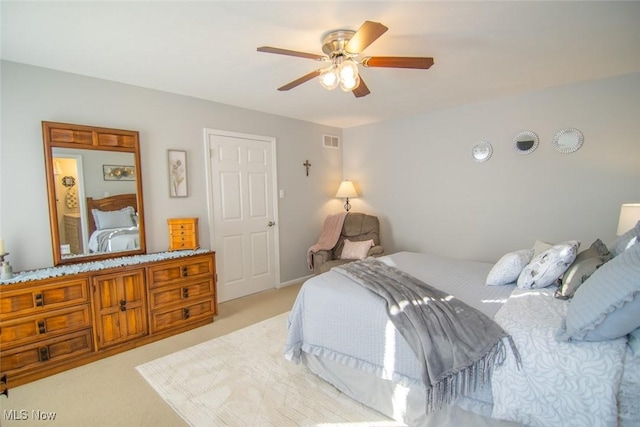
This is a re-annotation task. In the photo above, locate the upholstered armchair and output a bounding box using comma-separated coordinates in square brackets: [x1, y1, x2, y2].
[311, 212, 384, 275]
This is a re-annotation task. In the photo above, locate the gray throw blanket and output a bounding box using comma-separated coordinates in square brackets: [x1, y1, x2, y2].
[333, 258, 519, 411]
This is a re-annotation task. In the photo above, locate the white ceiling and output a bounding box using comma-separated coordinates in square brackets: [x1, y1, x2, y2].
[2, 1, 640, 128]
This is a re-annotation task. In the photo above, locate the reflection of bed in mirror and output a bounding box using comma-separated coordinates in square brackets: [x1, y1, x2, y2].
[86, 194, 139, 253]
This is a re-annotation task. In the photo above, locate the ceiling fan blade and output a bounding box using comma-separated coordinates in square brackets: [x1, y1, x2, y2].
[352, 77, 370, 98]
[277, 70, 322, 91]
[257, 46, 326, 61]
[362, 56, 434, 69]
[345, 21, 388, 54]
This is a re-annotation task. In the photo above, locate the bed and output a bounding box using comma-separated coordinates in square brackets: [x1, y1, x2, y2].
[86, 194, 140, 253]
[285, 249, 640, 426]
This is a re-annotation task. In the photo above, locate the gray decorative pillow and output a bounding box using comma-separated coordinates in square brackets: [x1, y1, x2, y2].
[517, 241, 580, 289]
[555, 239, 612, 299]
[559, 242, 640, 342]
[486, 249, 534, 286]
[610, 221, 640, 256]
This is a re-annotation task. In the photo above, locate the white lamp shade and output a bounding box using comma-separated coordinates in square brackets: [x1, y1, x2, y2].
[335, 180, 359, 198]
[617, 203, 640, 236]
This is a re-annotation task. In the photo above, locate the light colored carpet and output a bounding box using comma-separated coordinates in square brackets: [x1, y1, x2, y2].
[136, 312, 404, 427]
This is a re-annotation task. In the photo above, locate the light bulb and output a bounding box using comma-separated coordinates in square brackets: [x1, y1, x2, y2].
[338, 59, 359, 81]
[340, 75, 360, 92]
[318, 67, 339, 90]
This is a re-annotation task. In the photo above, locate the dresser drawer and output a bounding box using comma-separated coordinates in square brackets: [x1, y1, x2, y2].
[0, 304, 92, 349]
[0, 329, 93, 375]
[169, 222, 195, 233]
[147, 255, 214, 288]
[150, 298, 215, 333]
[0, 279, 89, 320]
[169, 236, 198, 251]
[149, 279, 214, 311]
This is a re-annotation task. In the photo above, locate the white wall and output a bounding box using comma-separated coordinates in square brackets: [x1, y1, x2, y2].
[343, 72, 640, 263]
[0, 60, 343, 281]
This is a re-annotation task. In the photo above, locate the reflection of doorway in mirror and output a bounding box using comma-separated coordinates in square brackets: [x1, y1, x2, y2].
[53, 153, 88, 256]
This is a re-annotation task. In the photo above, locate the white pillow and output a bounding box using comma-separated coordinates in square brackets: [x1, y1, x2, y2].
[486, 249, 534, 286]
[92, 207, 135, 230]
[340, 239, 374, 260]
[517, 240, 580, 289]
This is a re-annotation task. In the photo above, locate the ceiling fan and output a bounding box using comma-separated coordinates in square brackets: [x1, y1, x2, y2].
[257, 21, 434, 98]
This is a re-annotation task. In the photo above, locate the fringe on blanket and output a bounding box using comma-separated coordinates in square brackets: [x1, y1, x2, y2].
[426, 335, 521, 412]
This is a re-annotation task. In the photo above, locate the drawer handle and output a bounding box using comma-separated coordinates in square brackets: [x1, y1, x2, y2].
[39, 347, 50, 362]
[38, 320, 46, 334]
[35, 293, 44, 307]
[181, 266, 188, 277]
[182, 287, 189, 298]
[182, 308, 190, 319]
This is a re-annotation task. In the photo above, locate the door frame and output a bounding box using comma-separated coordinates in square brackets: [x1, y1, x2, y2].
[202, 128, 281, 298]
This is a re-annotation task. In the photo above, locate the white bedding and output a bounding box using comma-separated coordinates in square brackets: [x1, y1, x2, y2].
[88, 226, 139, 253]
[286, 252, 515, 386]
[285, 251, 640, 426]
[492, 288, 628, 426]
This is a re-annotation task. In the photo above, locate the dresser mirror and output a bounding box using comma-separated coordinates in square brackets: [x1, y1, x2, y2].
[42, 121, 146, 265]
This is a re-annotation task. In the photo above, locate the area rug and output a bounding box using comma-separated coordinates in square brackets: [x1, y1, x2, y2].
[136, 312, 401, 426]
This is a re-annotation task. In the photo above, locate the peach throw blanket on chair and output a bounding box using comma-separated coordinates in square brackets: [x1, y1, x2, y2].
[307, 212, 348, 271]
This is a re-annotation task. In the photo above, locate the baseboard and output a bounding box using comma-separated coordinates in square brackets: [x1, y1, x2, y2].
[278, 274, 313, 288]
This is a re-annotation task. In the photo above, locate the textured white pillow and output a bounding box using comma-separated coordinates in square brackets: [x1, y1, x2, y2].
[517, 241, 580, 289]
[92, 206, 135, 230]
[340, 239, 374, 260]
[486, 249, 534, 286]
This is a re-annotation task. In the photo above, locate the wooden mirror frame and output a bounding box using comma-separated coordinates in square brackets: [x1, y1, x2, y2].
[42, 121, 146, 265]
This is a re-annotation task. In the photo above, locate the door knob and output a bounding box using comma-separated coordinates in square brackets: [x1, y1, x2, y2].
[267, 221, 275, 227]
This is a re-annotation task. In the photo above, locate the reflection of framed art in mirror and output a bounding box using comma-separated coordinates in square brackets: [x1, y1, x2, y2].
[103, 164, 136, 181]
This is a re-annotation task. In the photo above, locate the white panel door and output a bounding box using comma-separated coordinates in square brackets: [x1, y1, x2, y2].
[205, 129, 279, 302]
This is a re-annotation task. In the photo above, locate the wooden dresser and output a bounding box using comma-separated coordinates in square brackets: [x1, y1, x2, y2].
[0, 251, 216, 390]
[168, 218, 199, 251]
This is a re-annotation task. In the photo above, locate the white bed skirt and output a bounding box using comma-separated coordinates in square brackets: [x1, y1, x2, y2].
[301, 352, 521, 427]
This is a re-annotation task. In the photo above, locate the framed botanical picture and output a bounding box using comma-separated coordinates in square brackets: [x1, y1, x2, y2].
[168, 150, 188, 197]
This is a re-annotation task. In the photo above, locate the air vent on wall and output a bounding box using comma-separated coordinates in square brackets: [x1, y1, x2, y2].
[323, 135, 340, 149]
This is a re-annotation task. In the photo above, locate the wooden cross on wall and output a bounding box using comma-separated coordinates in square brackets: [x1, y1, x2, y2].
[303, 160, 311, 176]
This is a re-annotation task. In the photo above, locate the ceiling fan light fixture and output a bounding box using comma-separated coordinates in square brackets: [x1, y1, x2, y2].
[338, 59, 359, 81]
[340, 74, 360, 92]
[319, 66, 339, 90]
